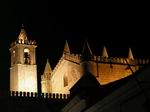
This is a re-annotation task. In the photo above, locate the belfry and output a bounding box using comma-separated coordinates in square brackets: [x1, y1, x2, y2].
[9, 25, 37, 92]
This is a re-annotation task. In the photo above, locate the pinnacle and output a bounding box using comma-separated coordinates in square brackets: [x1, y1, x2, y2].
[128, 48, 134, 60]
[18, 24, 28, 40]
[82, 39, 93, 56]
[102, 46, 108, 58]
[63, 40, 70, 54]
[44, 59, 52, 74]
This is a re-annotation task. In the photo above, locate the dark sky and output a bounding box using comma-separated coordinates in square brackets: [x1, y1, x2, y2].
[0, 1, 149, 91]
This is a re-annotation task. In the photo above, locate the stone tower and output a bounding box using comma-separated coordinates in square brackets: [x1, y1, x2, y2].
[10, 25, 37, 92]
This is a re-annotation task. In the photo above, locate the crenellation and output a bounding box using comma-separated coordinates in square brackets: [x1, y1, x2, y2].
[74, 54, 77, 60]
[112, 57, 118, 63]
[11, 39, 36, 47]
[117, 58, 121, 63]
[91, 55, 97, 61]
[137, 58, 141, 64]
[109, 57, 114, 63]
[10, 40, 36, 48]
[65, 54, 70, 60]
[95, 56, 144, 66]
[143, 59, 149, 64]
[139, 58, 142, 64]
[119, 58, 123, 63]
[118, 57, 123, 64]
[142, 59, 145, 64]
[99, 56, 103, 62]
[9, 91, 70, 100]
[74, 54, 79, 61]
[97, 56, 101, 61]
[75, 54, 81, 62]
[64, 53, 80, 63]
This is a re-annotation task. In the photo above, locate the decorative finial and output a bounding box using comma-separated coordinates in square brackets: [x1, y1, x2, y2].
[18, 24, 28, 41]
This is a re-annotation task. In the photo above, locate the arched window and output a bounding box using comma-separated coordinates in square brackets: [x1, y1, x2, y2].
[24, 48, 30, 64]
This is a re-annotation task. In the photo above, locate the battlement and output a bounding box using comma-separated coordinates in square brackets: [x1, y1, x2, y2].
[8, 91, 70, 100]
[64, 53, 81, 63]
[10, 39, 36, 47]
[63, 53, 149, 65]
[96, 56, 149, 65]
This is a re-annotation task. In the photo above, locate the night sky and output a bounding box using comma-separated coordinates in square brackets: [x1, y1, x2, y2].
[0, 1, 149, 92]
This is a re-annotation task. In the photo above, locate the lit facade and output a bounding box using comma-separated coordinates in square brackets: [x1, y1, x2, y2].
[10, 25, 37, 92]
[9, 26, 149, 94]
[41, 41, 149, 94]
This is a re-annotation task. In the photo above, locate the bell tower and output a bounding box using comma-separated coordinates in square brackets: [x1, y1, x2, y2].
[10, 25, 37, 92]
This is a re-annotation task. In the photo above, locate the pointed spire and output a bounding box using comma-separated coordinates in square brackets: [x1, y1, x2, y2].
[82, 39, 93, 56]
[80, 40, 92, 75]
[44, 59, 52, 74]
[81, 39, 93, 63]
[63, 40, 70, 54]
[128, 48, 134, 60]
[18, 24, 28, 40]
[102, 46, 108, 58]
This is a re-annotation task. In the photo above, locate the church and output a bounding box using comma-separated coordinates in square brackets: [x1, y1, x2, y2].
[6, 25, 150, 112]
[9, 25, 149, 94]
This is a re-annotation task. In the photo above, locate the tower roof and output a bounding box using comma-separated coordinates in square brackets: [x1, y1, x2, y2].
[128, 48, 134, 60]
[63, 40, 70, 54]
[44, 59, 52, 74]
[102, 46, 108, 58]
[82, 40, 93, 56]
[18, 24, 28, 40]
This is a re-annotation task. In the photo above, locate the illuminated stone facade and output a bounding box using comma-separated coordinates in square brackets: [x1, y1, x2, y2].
[10, 25, 37, 92]
[9, 25, 149, 94]
[41, 40, 149, 94]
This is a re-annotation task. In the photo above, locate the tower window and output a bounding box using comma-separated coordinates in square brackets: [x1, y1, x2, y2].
[24, 48, 30, 64]
[64, 74, 68, 87]
[12, 50, 15, 64]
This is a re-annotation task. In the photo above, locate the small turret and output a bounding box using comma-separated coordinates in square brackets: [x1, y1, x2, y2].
[80, 40, 93, 74]
[101, 46, 108, 58]
[128, 48, 134, 60]
[63, 40, 70, 55]
[41, 59, 52, 93]
[43, 59, 52, 74]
